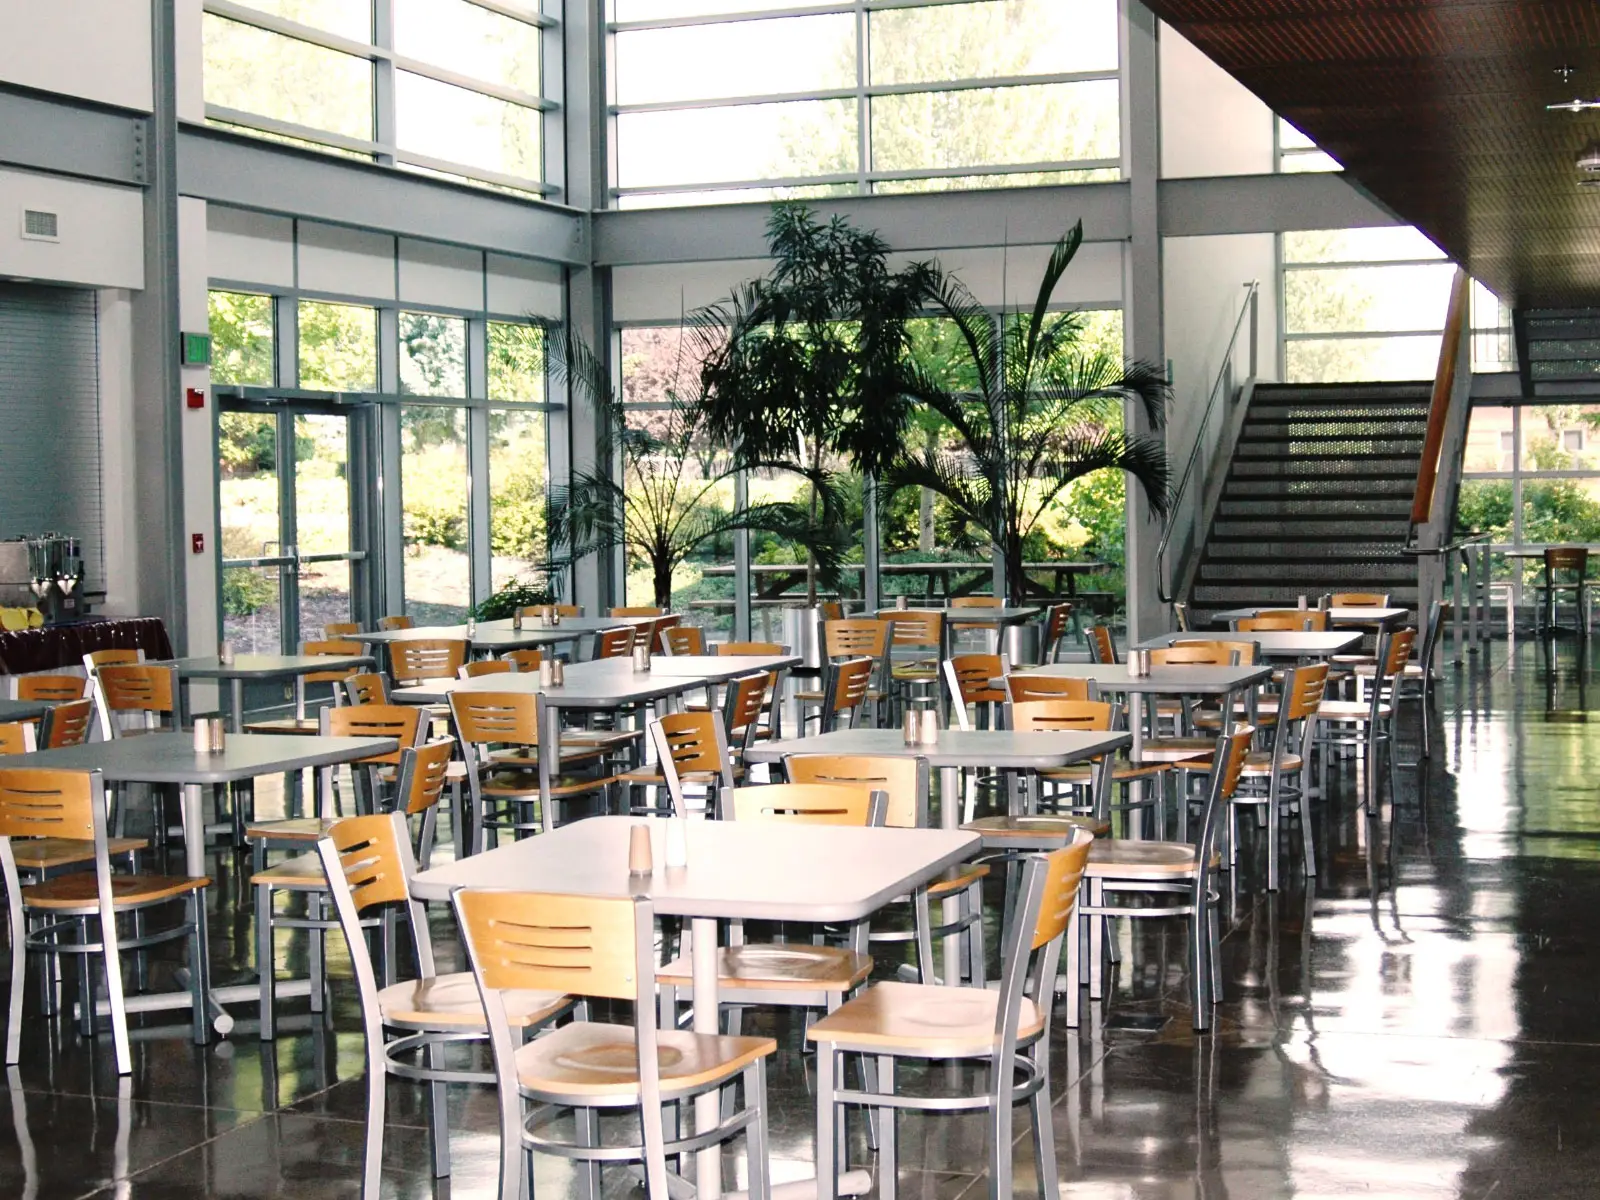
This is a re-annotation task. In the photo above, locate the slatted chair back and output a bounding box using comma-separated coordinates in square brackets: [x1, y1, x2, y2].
[40, 699, 93, 749]
[1085, 625, 1118, 664]
[945, 654, 1006, 708]
[449, 691, 540, 751]
[820, 601, 845, 622]
[1031, 833, 1094, 949]
[950, 596, 1001, 609]
[1043, 603, 1074, 662]
[1150, 644, 1231, 667]
[824, 619, 888, 660]
[595, 626, 636, 659]
[722, 672, 770, 748]
[324, 622, 360, 638]
[322, 703, 425, 766]
[1005, 673, 1094, 704]
[0, 723, 35, 756]
[93, 665, 177, 739]
[610, 606, 663, 618]
[1173, 638, 1259, 665]
[1280, 662, 1330, 724]
[1329, 593, 1390, 607]
[83, 649, 143, 673]
[718, 641, 783, 655]
[888, 609, 943, 651]
[321, 812, 414, 913]
[12, 675, 89, 703]
[784, 755, 926, 829]
[1237, 613, 1326, 632]
[1383, 627, 1418, 678]
[460, 660, 514, 679]
[301, 639, 367, 683]
[377, 615, 415, 631]
[662, 625, 705, 656]
[1009, 699, 1113, 733]
[647, 615, 681, 653]
[503, 649, 545, 672]
[344, 672, 390, 706]
[648, 711, 736, 814]
[719, 782, 884, 827]
[390, 639, 468, 683]
[457, 887, 642, 1002]
[0, 766, 103, 842]
[823, 656, 874, 731]
[394, 739, 454, 865]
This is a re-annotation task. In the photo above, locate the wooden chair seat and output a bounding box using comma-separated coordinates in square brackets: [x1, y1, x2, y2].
[242, 716, 323, 735]
[618, 765, 744, 787]
[795, 688, 886, 703]
[1317, 700, 1394, 722]
[246, 817, 338, 844]
[963, 814, 1111, 839]
[378, 972, 569, 1032]
[511, 1020, 775, 1098]
[890, 664, 938, 681]
[1084, 840, 1219, 877]
[12, 836, 145, 871]
[926, 862, 989, 898]
[489, 747, 606, 769]
[657, 944, 872, 993]
[1194, 708, 1276, 729]
[806, 980, 1044, 1055]
[1174, 751, 1303, 777]
[249, 852, 325, 891]
[483, 772, 619, 799]
[1351, 661, 1426, 679]
[558, 729, 644, 751]
[1136, 737, 1218, 763]
[24, 872, 209, 912]
[1043, 759, 1169, 784]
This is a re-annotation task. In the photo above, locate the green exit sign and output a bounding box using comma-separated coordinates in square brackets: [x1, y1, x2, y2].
[180, 332, 212, 367]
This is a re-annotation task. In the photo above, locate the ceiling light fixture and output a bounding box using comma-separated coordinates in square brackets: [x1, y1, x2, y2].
[1578, 139, 1600, 172]
[1548, 98, 1600, 113]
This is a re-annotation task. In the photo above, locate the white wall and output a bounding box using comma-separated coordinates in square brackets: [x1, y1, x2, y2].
[0, 168, 144, 289]
[1159, 24, 1274, 180]
[0, 0, 153, 112]
[178, 198, 219, 658]
[96, 290, 141, 616]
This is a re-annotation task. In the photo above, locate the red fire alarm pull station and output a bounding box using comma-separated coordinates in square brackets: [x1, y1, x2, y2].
[186, 388, 205, 410]
[191, 533, 205, 554]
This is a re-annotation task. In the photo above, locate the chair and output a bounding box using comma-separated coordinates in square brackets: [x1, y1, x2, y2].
[459, 659, 513, 679]
[1328, 593, 1390, 608]
[886, 610, 944, 709]
[662, 625, 705, 656]
[628, 710, 738, 815]
[809, 835, 1093, 1200]
[1085, 625, 1118, 664]
[718, 641, 783, 655]
[5, 709, 140, 882]
[1014, 699, 1170, 838]
[252, 740, 453, 1041]
[1354, 598, 1444, 758]
[610, 605, 664, 617]
[376, 615, 415, 631]
[450, 692, 616, 847]
[324, 622, 360, 638]
[821, 657, 874, 732]
[389, 639, 467, 686]
[949, 596, 1002, 650]
[1004, 673, 1094, 705]
[595, 626, 636, 659]
[1314, 628, 1413, 814]
[786, 754, 987, 985]
[1228, 662, 1327, 889]
[502, 648, 544, 672]
[0, 767, 209, 1074]
[1067, 724, 1253, 1033]
[91, 664, 178, 740]
[344, 672, 390, 706]
[0, 723, 34, 755]
[1042, 603, 1075, 664]
[1236, 613, 1327, 633]
[457, 886, 775, 1200]
[1173, 600, 1191, 631]
[647, 614, 682, 653]
[11, 675, 89, 703]
[1535, 547, 1591, 635]
[317, 810, 577, 1197]
[39, 699, 94, 750]
[244, 639, 367, 734]
[797, 620, 890, 729]
[82, 648, 143, 675]
[944, 654, 1007, 730]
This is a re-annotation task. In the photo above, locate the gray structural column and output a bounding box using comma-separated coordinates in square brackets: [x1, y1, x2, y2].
[129, 0, 188, 647]
[1120, 0, 1167, 642]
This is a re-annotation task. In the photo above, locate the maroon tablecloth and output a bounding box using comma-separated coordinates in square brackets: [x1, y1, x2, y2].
[0, 617, 172, 674]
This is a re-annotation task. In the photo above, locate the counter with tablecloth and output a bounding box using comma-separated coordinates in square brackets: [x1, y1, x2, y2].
[0, 617, 172, 674]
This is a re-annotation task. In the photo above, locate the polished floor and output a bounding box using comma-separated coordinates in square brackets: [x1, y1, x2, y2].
[6, 635, 1600, 1198]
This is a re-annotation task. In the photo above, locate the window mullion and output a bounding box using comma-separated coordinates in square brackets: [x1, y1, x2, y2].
[373, 0, 397, 165]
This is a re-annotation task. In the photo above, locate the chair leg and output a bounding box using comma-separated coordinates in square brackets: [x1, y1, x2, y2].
[102, 910, 131, 1076]
[75, 919, 95, 1038]
[816, 1047, 839, 1200]
[1029, 1049, 1058, 1200]
[966, 880, 986, 988]
[256, 883, 276, 1041]
[744, 1059, 772, 1200]
[361, 1038, 385, 1199]
[988, 1064, 1014, 1200]
[573, 1103, 602, 1200]
[1189, 906, 1210, 1032]
[308, 894, 326, 1015]
[1266, 769, 1282, 893]
[1208, 901, 1223, 1002]
[426, 1039, 451, 1178]
[1063, 911, 1081, 1029]
[5, 891, 25, 1066]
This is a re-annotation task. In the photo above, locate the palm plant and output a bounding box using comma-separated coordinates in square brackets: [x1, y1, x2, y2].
[882, 221, 1171, 606]
[543, 328, 844, 610]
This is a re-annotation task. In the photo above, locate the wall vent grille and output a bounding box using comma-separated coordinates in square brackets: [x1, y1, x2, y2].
[20, 210, 59, 241]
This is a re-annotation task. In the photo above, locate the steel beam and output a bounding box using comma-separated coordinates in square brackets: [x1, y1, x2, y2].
[0, 85, 148, 187]
[1159, 171, 1401, 237]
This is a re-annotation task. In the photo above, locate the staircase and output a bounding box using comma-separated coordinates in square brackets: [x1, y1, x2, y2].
[1515, 309, 1600, 397]
[1187, 381, 1431, 626]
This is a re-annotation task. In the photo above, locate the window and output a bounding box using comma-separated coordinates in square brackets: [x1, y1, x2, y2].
[490, 409, 548, 592]
[1565, 429, 1585, 454]
[201, 0, 553, 195]
[208, 291, 275, 386]
[488, 321, 546, 402]
[610, 0, 1121, 206]
[298, 300, 376, 390]
[398, 312, 467, 397]
[1276, 118, 1341, 173]
[401, 405, 471, 621]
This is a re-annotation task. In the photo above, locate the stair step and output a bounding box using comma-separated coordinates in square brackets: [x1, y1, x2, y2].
[1222, 483, 1415, 502]
[1229, 458, 1420, 478]
[1198, 565, 1417, 585]
[1212, 518, 1413, 538]
[1235, 438, 1426, 458]
[1240, 420, 1428, 439]
[1251, 382, 1432, 399]
[1207, 539, 1411, 556]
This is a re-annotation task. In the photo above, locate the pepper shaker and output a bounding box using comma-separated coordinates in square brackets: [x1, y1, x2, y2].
[551, 658, 565, 686]
[538, 660, 554, 687]
[903, 708, 920, 746]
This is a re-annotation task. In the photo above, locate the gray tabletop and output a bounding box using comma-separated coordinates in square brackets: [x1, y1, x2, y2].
[651, 653, 800, 679]
[1135, 631, 1363, 658]
[169, 653, 374, 680]
[1209, 605, 1408, 628]
[876, 606, 1041, 627]
[745, 726, 1128, 769]
[392, 656, 793, 708]
[13, 733, 397, 784]
[409, 814, 979, 918]
[1012, 662, 1275, 694]
[0, 698, 55, 723]
[360, 616, 656, 648]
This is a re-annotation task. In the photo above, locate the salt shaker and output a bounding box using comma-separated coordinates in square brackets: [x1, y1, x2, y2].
[896, 595, 909, 611]
[538, 660, 554, 687]
[918, 706, 940, 745]
[628, 824, 653, 875]
[550, 607, 562, 627]
[192, 717, 212, 754]
[665, 816, 689, 868]
[632, 643, 652, 672]
[1297, 594, 1308, 610]
[512, 610, 524, 632]
[466, 617, 477, 638]
[218, 640, 235, 666]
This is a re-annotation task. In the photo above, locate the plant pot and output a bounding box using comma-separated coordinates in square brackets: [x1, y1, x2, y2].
[1004, 622, 1043, 667]
[782, 605, 827, 673]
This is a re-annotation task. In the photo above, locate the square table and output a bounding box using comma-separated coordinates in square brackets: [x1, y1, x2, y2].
[359, 615, 659, 659]
[1135, 630, 1362, 659]
[0, 697, 55, 724]
[1208, 605, 1409, 631]
[168, 653, 375, 732]
[876, 605, 1040, 659]
[15, 733, 395, 1038]
[411, 814, 977, 1200]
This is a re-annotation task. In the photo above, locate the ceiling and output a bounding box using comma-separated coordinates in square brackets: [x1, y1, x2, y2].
[1145, 0, 1600, 309]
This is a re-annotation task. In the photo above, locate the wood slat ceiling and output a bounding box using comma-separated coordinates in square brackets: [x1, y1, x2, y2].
[1146, 0, 1600, 308]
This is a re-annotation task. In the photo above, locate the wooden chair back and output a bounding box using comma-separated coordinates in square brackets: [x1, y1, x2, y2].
[1545, 547, 1589, 576]
[322, 812, 413, 912]
[377, 615, 415, 631]
[1280, 663, 1329, 723]
[1043, 603, 1073, 662]
[1329, 593, 1389, 607]
[720, 782, 883, 827]
[344, 672, 390, 706]
[13, 674, 89, 703]
[662, 626, 705, 656]
[398, 740, 454, 817]
[0, 767, 101, 841]
[1086, 625, 1117, 664]
[949, 596, 1001, 608]
[1009, 699, 1113, 732]
[1032, 834, 1094, 950]
[322, 703, 425, 765]
[390, 639, 468, 682]
[324, 622, 360, 638]
[1005, 673, 1093, 703]
[718, 641, 783, 655]
[722, 672, 769, 746]
[1383, 628, 1418, 678]
[449, 691, 540, 749]
[888, 609, 942, 649]
[456, 888, 642, 1000]
[0, 723, 35, 756]
[946, 654, 1006, 705]
[515, 604, 581, 620]
[824, 618, 888, 659]
[648, 615, 682, 652]
[1150, 644, 1231, 667]
[1173, 638, 1258, 665]
[820, 601, 845, 622]
[95, 665, 177, 738]
[83, 649, 143, 672]
[301, 639, 367, 683]
[650, 710, 732, 778]
[610, 606, 663, 618]
[784, 755, 926, 828]
[1238, 613, 1326, 632]
[503, 649, 545, 672]
[824, 657, 874, 730]
[460, 660, 513, 679]
[40, 699, 93, 749]
[595, 626, 636, 658]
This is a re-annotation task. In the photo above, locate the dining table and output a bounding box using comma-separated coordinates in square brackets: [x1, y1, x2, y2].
[168, 652, 375, 731]
[410, 813, 977, 1200]
[1135, 630, 1362, 659]
[876, 605, 1041, 657]
[0, 697, 57, 724]
[1209, 605, 1409, 631]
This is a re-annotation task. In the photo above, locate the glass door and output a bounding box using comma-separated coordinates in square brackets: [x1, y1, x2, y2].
[219, 404, 365, 653]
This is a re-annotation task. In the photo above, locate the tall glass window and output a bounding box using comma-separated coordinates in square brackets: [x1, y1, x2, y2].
[298, 300, 377, 390]
[488, 321, 549, 592]
[401, 406, 471, 621]
[201, 0, 553, 195]
[610, 0, 1121, 207]
[399, 311, 468, 396]
[208, 291, 275, 386]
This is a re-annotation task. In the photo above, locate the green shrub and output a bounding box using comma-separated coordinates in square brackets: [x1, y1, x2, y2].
[404, 502, 467, 551]
[222, 568, 276, 617]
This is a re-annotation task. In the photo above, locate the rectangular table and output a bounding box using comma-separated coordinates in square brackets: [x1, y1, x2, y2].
[1209, 605, 1409, 631]
[360, 615, 659, 658]
[16, 733, 395, 1038]
[412, 814, 977, 1200]
[168, 653, 375, 731]
[1135, 630, 1362, 659]
[0, 697, 55, 723]
[877, 605, 1041, 658]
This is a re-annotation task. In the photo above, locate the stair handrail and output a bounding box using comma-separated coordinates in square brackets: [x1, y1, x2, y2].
[1410, 267, 1472, 534]
[1156, 280, 1260, 604]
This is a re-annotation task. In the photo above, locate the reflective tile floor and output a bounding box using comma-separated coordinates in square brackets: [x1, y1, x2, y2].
[7, 636, 1600, 1198]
